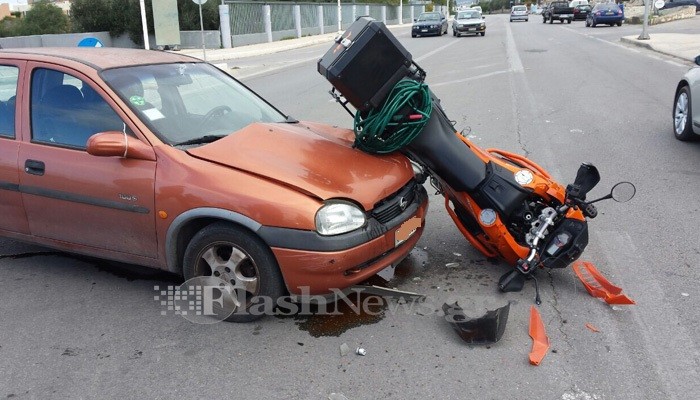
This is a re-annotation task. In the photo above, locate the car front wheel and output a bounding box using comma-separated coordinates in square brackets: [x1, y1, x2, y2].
[183, 222, 286, 322]
[674, 85, 696, 141]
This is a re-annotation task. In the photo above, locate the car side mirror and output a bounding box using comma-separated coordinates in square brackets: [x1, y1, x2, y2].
[86, 131, 156, 161]
[695, 55, 700, 66]
[413, 18, 417, 22]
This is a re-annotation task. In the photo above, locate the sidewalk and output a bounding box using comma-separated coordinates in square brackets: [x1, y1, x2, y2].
[620, 33, 699, 62]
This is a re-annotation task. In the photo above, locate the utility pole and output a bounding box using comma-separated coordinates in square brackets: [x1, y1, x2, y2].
[139, 0, 149, 49]
[638, 0, 650, 40]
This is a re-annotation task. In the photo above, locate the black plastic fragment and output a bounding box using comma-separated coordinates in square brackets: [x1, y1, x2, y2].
[442, 301, 510, 344]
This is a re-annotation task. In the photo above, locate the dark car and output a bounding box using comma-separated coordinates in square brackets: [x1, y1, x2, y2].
[573, 4, 592, 20]
[586, 3, 624, 27]
[661, 0, 700, 9]
[412, 12, 448, 37]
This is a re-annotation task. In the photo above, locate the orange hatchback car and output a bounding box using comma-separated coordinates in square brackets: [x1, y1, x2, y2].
[0, 48, 428, 320]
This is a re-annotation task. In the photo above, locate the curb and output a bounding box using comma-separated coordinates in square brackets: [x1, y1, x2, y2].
[619, 36, 654, 51]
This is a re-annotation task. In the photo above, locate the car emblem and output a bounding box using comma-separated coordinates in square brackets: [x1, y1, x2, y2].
[399, 196, 408, 211]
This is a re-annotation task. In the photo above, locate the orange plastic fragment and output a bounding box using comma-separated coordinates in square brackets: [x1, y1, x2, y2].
[585, 323, 600, 333]
[528, 306, 549, 366]
[572, 261, 635, 305]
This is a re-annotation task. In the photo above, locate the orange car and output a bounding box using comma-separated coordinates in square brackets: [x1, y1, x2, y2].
[0, 48, 427, 321]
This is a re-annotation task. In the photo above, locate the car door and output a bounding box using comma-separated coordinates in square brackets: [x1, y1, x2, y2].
[17, 62, 158, 258]
[0, 60, 29, 234]
[690, 66, 700, 131]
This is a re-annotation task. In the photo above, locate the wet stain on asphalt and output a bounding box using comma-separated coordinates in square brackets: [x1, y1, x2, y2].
[286, 248, 433, 337]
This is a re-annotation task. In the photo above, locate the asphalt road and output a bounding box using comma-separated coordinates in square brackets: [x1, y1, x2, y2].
[2, 15, 699, 399]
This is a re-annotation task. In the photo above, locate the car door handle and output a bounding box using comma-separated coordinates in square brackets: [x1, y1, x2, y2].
[24, 159, 45, 176]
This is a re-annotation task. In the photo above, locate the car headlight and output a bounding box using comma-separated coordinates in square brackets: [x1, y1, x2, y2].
[480, 23, 485, 27]
[315, 201, 366, 236]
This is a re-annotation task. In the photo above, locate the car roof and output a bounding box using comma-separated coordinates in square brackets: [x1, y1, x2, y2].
[0, 47, 201, 71]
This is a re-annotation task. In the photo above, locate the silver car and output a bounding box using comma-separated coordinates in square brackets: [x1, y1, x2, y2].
[510, 5, 529, 22]
[452, 10, 486, 37]
[673, 55, 700, 141]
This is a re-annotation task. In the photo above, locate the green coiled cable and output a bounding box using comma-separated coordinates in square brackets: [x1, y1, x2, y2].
[353, 79, 432, 154]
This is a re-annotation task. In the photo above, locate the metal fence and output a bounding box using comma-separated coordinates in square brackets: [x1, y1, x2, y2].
[223, 1, 426, 47]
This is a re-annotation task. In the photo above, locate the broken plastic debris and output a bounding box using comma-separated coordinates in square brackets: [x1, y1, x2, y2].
[453, 252, 462, 257]
[355, 347, 366, 356]
[572, 261, 635, 305]
[412, 277, 421, 281]
[682, 293, 689, 297]
[339, 343, 350, 357]
[585, 323, 600, 333]
[442, 301, 510, 344]
[445, 262, 459, 268]
[328, 394, 349, 400]
[528, 306, 549, 366]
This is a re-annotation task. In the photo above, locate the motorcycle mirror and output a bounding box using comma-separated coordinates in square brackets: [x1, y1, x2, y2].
[586, 181, 636, 204]
[610, 181, 636, 203]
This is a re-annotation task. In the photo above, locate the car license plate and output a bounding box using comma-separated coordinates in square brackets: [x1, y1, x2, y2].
[395, 216, 421, 247]
[421, 29, 428, 32]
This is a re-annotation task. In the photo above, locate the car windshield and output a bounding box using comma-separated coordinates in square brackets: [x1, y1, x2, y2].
[418, 13, 440, 21]
[102, 63, 287, 146]
[458, 11, 479, 19]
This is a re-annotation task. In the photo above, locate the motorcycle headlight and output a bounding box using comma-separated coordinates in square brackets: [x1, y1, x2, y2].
[315, 201, 366, 236]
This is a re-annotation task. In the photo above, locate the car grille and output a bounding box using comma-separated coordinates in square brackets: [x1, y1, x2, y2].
[371, 181, 418, 224]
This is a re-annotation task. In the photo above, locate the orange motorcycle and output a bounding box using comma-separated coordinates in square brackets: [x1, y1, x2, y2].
[318, 17, 635, 301]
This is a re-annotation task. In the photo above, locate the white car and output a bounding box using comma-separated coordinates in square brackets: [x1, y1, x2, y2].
[510, 5, 529, 22]
[673, 55, 700, 141]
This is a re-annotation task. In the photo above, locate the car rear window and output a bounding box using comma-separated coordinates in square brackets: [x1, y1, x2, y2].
[513, 6, 527, 11]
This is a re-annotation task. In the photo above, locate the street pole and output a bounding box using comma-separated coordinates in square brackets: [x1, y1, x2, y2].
[199, 2, 207, 60]
[638, 0, 650, 40]
[139, 0, 149, 50]
[337, 0, 342, 33]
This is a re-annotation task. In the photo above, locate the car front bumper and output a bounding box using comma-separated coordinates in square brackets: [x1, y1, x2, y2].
[413, 25, 442, 35]
[454, 24, 486, 34]
[268, 183, 429, 295]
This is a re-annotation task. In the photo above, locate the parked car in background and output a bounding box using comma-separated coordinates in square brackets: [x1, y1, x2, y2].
[586, 3, 624, 27]
[569, 0, 589, 6]
[470, 5, 483, 13]
[412, 12, 448, 37]
[510, 5, 529, 22]
[453, 9, 486, 36]
[660, 0, 700, 9]
[0, 48, 428, 322]
[543, 1, 575, 23]
[673, 55, 700, 141]
[573, 4, 592, 20]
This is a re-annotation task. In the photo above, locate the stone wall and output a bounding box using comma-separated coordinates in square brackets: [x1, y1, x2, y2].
[625, 5, 696, 24]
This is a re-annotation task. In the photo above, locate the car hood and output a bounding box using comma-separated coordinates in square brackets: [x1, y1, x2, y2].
[186, 121, 414, 211]
[414, 21, 441, 26]
[455, 18, 485, 24]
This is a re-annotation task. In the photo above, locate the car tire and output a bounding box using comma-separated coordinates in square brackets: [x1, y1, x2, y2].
[526, 18, 529, 22]
[481, 32, 485, 36]
[412, 33, 417, 37]
[182, 222, 286, 323]
[543, 16, 546, 23]
[453, 30, 456, 36]
[585, 19, 590, 27]
[673, 85, 696, 141]
[567, 19, 572, 24]
[616, 21, 622, 26]
[592, 20, 597, 27]
[549, 15, 553, 23]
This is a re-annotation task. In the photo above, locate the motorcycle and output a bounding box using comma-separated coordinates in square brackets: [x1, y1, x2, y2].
[317, 17, 635, 302]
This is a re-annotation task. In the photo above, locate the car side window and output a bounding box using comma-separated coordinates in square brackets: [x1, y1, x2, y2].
[0, 65, 19, 138]
[30, 68, 129, 149]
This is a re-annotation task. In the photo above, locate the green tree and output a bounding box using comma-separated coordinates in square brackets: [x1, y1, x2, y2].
[16, 0, 70, 36]
[71, 0, 112, 32]
[177, 0, 219, 31]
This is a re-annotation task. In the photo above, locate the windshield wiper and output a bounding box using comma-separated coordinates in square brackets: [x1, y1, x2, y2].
[174, 135, 227, 146]
[285, 115, 298, 123]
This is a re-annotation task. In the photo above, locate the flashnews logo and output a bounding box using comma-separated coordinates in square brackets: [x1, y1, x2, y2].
[153, 276, 240, 324]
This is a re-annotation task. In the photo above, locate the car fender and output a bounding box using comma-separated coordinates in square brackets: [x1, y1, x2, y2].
[165, 207, 263, 274]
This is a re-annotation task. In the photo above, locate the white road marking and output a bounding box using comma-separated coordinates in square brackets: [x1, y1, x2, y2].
[505, 21, 524, 73]
[415, 40, 460, 62]
[430, 69, 510, 87]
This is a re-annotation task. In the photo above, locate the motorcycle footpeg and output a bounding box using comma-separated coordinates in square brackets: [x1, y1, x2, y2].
[498, 270, 525, 293]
